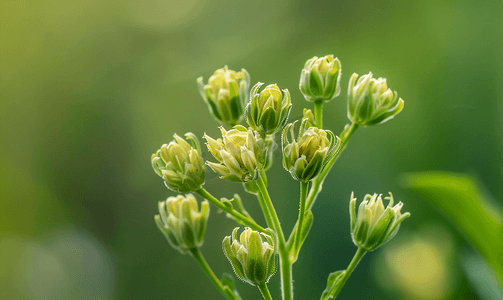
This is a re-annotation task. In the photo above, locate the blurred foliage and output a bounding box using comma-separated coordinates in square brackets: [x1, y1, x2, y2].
[373, 223, 460, 300]
[1, 0, 503, 299]
[403, 172, 503, 291]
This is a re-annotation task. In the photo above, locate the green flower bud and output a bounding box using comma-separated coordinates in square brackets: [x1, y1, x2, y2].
[151, 133, 205, 193]
[301, 108, 316, 128]
[350, 192, 410, 251]
[222, 227, 277, 286]
[155, 194, 210, 254]
[204, 125, 267, 182]
[246, 82, 292, 135]
[299, 55, 342, 102]
[197, 66, 250, 126]
[281, 115, 341, 182]
[347, 72, 404, 126]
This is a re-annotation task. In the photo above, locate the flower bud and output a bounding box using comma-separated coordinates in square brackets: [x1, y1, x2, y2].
[350, 192, 410, 251]
[299, 55, 342, 102]
[281, 115, 341, 182]
[151, 133, 205, 193]
[222, 227, 277, 286]
[246, 82, 292, 135]
[204, 125, 267, 182]
[155, 194, 210, 254]
[347, 72, 404, 126]
[301, 108, 316, 128]
[197, 66, 250, 126]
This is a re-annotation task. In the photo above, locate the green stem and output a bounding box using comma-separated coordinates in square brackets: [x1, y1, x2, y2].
[258, 283, 274, 300]
[257, 170, 275, 229]
[196, 188, 266, 233]
[306, 122, 359, 210]
[190, 248, 235, 300]
[255, 176, 286, 246]
[257, 192, 275, 229]
[294, 181, 309, 252]
[330, 247, 367, 299]
[256, 175, 292, 300]
[314, 99, 324, 128]
[280, 252, 293, 300]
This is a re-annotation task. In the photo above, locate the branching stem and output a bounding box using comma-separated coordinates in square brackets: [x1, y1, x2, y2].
[196, 188, 266, 233]
[329, 247, 367, 299]
[190, 247, 237, 300]
[256, 175, 292, 300]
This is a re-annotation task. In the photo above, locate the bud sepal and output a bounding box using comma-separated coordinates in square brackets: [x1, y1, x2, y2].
[299, 55, 342, 102]
[222, 227, 277, 286]
[198, 66, 250, 126]
[204, 126, 268, 182]
[155, 194, 210, 254]
[281, 113, 341, 182]
[347, 72, 404, 126]
[151, 133, 205, 193]
[246, 82, 292, 135]
[350, 192, 410, 251]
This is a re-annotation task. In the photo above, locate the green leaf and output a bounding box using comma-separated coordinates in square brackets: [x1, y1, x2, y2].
[402, 171, 503, 286]
[289, 210, 314, 263]
[320, 270, 345, 300]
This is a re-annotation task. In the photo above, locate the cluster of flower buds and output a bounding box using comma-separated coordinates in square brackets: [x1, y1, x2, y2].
[155, 194, 210, 254]
[204, 125, 267, 182]
[222, 227, 277, 286]
[197, 66, 250, 126]
[151, 133, 205, 193]
[350, 192, 410, 251]
[299, 55, 342, 102]
[347, 72, 404, 126]
[245, 82, 292, 135]
[281, 111, 341, 182]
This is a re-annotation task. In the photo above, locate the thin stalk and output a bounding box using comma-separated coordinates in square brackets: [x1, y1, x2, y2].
[257, 192, 275, 229]
[258, 283, 274, 300]
[196, 188, 266, 233]
[294, 181, 309, 252]
[255, 175, 292, 300]
[190, 247, 236, 300]
[329, 247, 367, 299]
[255, 176, 286, 246]
[257, 170, 275, 229]
[314, 99, 324, 128]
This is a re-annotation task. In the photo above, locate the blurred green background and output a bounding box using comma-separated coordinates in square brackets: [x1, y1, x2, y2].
[1, 0, 503, 299]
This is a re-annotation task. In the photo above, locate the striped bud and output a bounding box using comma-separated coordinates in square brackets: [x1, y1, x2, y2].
[151, 133, 205, 193]
[222, 227, 277, 286]
[350, 192, 410, 251]
[347, 72, 404, 126]
[155, 194, 209, 254]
